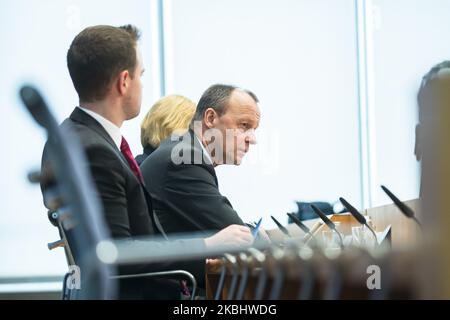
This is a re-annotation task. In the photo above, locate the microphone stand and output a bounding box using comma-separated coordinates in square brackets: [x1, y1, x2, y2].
[249, 248, 269, 300]
[235, 252, 250, 300]
[339, 197, 378, 245]
[311, 205, 344, 249]
[287, 212, 318, 247]
[19, 85, 114, 299]
[214, 257, 228, 300]
[268, 246, 286, 300]
[224, 253, 239, 300]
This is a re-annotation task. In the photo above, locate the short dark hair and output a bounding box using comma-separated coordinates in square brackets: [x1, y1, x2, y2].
[192, 84, 259, 122]
[67, 24, 141, 102]
[418, 60, 450, 121]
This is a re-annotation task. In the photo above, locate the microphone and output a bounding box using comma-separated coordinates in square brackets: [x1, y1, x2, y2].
[19, 85, 56, 130]
[286, 212, 317, 241]
[286, 213, 318, 247]
[19, 84, 116, 298]
[310, 204, 344, 248]
[270, 215, 291, 237]
[339, 197, 378, 244]
[380, 185, 422, 228]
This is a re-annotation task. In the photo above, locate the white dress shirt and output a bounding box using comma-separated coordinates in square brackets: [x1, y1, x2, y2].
[78, 106, 122, 150]
[194, 133, 213, 165]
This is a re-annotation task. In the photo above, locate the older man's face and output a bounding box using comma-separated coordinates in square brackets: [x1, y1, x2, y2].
[208, 90, 260, 165]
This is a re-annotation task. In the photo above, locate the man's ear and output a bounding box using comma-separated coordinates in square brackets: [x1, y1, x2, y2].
[414, 124, 422, 162]
[203, 108, 217, 129]
[116, 70, 129, 96]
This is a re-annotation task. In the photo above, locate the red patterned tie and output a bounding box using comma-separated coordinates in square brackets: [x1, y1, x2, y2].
[121, 136, 190, 297]
[120, 136, 145, 185]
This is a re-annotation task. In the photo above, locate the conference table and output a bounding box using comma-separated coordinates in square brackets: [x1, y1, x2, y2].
[205, 199, 421, 300]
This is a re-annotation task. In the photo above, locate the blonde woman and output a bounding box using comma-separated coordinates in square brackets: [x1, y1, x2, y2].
[136, 94, 196, 165]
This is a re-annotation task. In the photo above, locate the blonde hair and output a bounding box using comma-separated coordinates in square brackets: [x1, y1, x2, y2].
[140, 95, 196, 148]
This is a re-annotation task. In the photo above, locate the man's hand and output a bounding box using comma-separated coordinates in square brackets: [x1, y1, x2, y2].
[204, 224, 253, 249]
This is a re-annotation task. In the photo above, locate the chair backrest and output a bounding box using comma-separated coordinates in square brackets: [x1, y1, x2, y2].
[46, 210, 80, 300]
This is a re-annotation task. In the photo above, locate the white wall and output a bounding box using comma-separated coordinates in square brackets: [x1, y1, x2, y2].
[0, 0, 156, 277]
[166, 0, 362, 228]
[1, 0, 448, 278]
[368, 0, 450, 206]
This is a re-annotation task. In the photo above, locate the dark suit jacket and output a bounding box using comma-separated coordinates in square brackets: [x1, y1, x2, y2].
[135, 145, 157, 166]
[140, 129, 245, 236]
[41, 108, 205, 299]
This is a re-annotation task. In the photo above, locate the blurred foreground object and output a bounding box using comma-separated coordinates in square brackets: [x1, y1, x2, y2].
[419, 68, 450, 298]
[19, 85, 115, 299]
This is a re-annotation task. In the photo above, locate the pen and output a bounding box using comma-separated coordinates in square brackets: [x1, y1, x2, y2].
[252, 218, 263, 237]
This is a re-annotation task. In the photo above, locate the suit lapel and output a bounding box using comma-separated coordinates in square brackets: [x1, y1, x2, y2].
[70, 107, 117, 149]
[70, 107, 168, 236]
[141, 186, 168, 239]
[70, 107, 138, 181]
[188, 129, 219, 186]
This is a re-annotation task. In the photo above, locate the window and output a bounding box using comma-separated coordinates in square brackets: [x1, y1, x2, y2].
[166, 0, 362, 226]
[0, 0, 156, 277]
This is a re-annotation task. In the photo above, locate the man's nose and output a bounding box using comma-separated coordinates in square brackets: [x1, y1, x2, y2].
[245, 129, 257, 145]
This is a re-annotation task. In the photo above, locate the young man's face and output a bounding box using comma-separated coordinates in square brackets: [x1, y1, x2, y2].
[124, 45, 145, 120]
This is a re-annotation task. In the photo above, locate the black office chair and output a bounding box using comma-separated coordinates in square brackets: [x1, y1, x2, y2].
[46, 208, 198, 300]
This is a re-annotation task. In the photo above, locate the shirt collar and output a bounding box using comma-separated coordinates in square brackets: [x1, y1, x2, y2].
[194, 133, 213, 165]
[78, 106, 122, 150]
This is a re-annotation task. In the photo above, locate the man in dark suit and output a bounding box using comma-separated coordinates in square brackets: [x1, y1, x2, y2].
[141, 84, 261, 235]
[41, 25, 253, 299]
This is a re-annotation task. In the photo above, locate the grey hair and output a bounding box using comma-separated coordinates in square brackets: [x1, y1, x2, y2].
[191, 84, 259, 123]
[418, 60, 450, 121]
